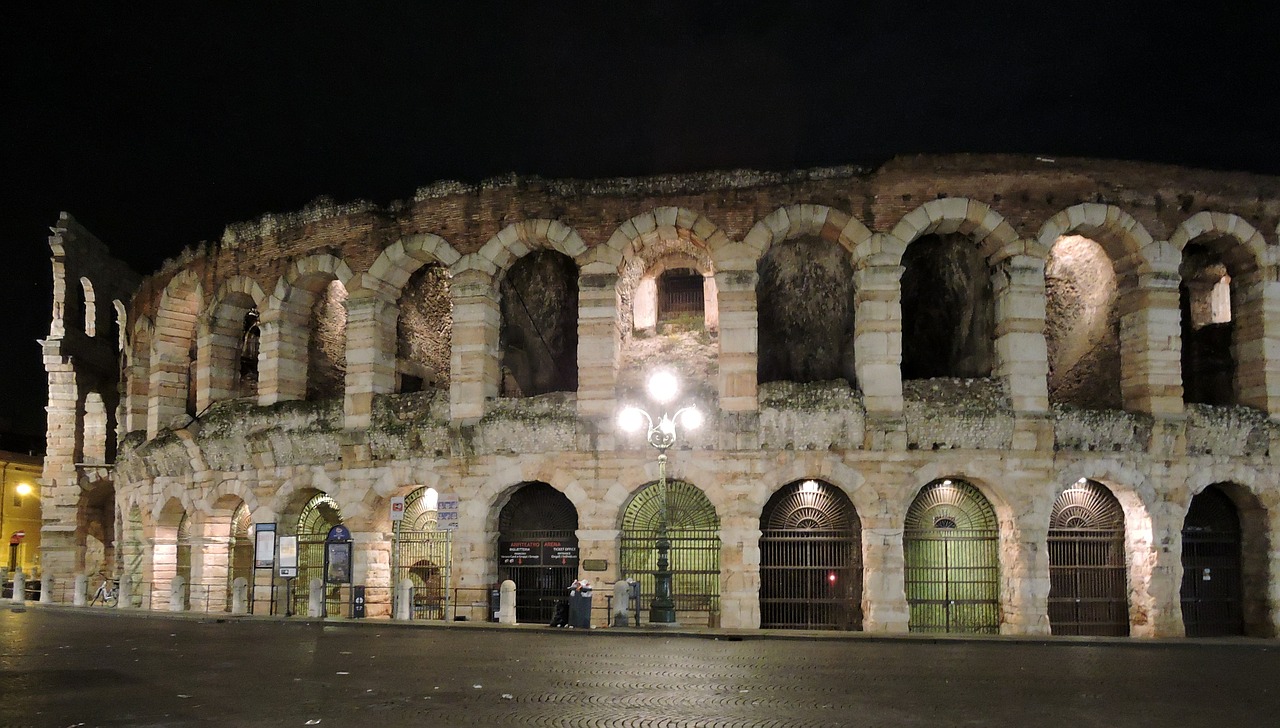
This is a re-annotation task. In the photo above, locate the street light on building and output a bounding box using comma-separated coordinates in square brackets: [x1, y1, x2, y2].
[617, 370, 702, 624]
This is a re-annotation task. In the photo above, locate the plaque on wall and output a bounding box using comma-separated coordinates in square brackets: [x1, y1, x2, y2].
[581, 559, 608, 572]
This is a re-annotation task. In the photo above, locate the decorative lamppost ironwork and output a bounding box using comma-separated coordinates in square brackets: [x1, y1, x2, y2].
[618, 370, 702, 624]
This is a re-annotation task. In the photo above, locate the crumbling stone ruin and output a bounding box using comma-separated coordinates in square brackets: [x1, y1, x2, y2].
[41, 154, 1280, 636]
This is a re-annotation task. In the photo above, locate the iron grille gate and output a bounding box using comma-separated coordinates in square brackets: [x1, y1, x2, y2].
[760, 531, 861, 630]
[620, 479, 721, 624]
[498, 529, 577, 624]
[1181, 486, 1243, 637]
[294, 493, 344, 617]
[393, 529, 452, 619]
[1048, 530, 1128, 635]
[904, 529, 999, 633]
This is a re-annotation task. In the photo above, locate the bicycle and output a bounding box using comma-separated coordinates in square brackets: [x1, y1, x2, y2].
[89, 572, 119, 607]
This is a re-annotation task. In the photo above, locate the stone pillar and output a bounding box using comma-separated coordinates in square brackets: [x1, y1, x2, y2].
[1141, 497, 1188, 637]
[151, 534, 177, 612]
[576, 529, 619, 589]
[576, 271, 620, 421]
[352, 530, 392, 618]
[498, 579, 517, 624]
[853, 263, 905, 417]
[343, 291, 398, 430]
[257, 299, 309, 405]
[999, 524, 1051, 635]
[1235, 278, 1280, 417]
[147, 331, 194, 438]
[992, 253, 1049, 414]
[41, 345, 82, 581]
[861, 522, 909, 633]
[717, 520, 761, 629]
[714, 269, 759, 413]
[1119, 268, 1184, 416]
[449, 273, 500, 422]
[199, 306, 249, 409]
[195, 533, 232, 614]
[231, 577, 249, 615]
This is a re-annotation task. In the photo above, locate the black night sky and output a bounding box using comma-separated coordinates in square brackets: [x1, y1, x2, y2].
[2, 3, 1278, 442]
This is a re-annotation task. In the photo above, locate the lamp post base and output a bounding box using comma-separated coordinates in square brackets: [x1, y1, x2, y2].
[650, 569, 677, 624]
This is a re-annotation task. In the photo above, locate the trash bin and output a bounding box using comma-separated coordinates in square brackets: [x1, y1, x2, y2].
[569, 587, 593, 629]
[488, 584, 502, 622]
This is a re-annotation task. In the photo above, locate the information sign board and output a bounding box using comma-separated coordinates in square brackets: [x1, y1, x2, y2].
[389, 496, 406, 522]
[499, 541, 541, 565]
[436, 492, 460, 531]
[253, 523, 276, 569]
[278, 535, 298, 578]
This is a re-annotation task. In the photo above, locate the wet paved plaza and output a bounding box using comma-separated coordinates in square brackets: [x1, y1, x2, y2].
[2, 606, 1278, 727]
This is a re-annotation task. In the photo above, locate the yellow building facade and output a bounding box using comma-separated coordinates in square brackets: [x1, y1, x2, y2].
[1, 451, 43, 577]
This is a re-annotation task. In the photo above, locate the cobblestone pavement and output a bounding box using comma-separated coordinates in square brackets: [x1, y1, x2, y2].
[2, 607, 1279, 727]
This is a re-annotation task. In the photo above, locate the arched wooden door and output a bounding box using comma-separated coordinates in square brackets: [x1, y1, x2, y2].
[1048, 480, 1129, 636]
[1181, 485, 1243, 637]
[904, 479, 999, 634]
[759, 479, 862, 630]
[497, 482, 578, 624]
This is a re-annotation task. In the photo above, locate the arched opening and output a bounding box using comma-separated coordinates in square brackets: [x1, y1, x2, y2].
[903, 478, 999, 633]
[239, 309, 261, 397]
[900, 234, 994, 381]
[757, 234, 856, 387]
[620, 479, 720, 625]
[496, 482, 578, 624]
[1181, 485, 1246, 636]
[499, 250, 578, 397]
[656, 268, 705, 326]
[80, 276, 97, 337]
[307, 280, 348, 401]
[759, 479, 862, 630]
[395, 263, 452, 393]
[1048, 479, 1129, 636]
[393, 487, 452, 620]
[76, 481, 115, 577]
[175, 511, 192, 610]
[1045, 235, 1122, 409]
[1180, 243, 1235, 405]
[293, 492, 344, 616]
[229, 502, 253, 606]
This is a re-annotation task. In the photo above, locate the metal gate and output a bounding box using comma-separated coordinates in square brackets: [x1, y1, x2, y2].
[392, 487, 452, 620]
[1048, 480, 1129, 636]
[294, 493, 344, 617]
[497, 482, 578, 625]
[1181, 485, 1243, 637]
[620, 479, 720, 624]
[904, 479, 999, 634]
[760, 480, 862, 630]
[176, 512, 192, 610]
[228, 502, 253, 609]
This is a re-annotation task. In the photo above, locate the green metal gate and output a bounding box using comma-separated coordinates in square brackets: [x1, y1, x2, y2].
[497, 482, 579, 624]
[904, 479, 999, 634]
[760, 480, 862, 630]
[294, 493, 344, 617]
[1181, 485, 1244, 637]
[620, 479, 720, 624]
[228, 502, 253, 609]
[392, 487, 452, 620]
[1048, 480, 1129, 636]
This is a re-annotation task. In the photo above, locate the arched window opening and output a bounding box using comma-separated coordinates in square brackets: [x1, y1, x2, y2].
[1181, 485, 1244, 637]
[496, 482, 578, 624]
[757, 235, 856, 386]
[1044, 235, 1122, 409]
[499, 250, 578, 397]
[77, 482, 115, 577]
[228, 502, 253, 605]
[294, 492, 344, 616]
[1048, 479, 1128, 636]
[395, 264, 452, 394]
[903, 478, 999, 634]
[176, 511, 193, 611]
[306, 279, 348, 401]
[620, 479, 720, 625]
[1181, 243, 1235, 406]
[80, 276, 97, 337]
[759, 479, 862, 630]
[900, 234, 994, 380]
[239, 308, 261, 397]
[657, 268, 705, 326]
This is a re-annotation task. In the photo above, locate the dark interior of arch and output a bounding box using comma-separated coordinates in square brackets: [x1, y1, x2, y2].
[1044, 235, 1122, 409]
[499, 250, 578, 397]
[498, 481, 578, 532]
[239, 308, 260, 398]
[756, 234, 856, 386]
[396, 263, 452, 393]
[1180, 242, 1235, 406]
[900, 234, 994, 380]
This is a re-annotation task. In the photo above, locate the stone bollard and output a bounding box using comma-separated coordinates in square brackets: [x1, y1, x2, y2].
[498, 579, 517, 624]
[39, 574, 54, 604]
[308, 578, 324, 618]
[394, 579, 412, 621]
[117, 574, 131, 609]
[170, 575, 187, 612]
[11, 569, 25, 606]
[231, 577, 249, 615]
[73, 574, 88, 606]
[613, 580, 631, 626]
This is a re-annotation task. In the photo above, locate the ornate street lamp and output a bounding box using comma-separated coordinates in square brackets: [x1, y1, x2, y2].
[618, 370, 702, 624]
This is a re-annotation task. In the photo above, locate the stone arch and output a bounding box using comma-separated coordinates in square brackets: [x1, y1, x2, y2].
[887, 198, 1020, 266]
[465, 219, 588, 281]
[1170, 212, 1270, 410]
[619, 475, 721, 623]
[362, 232, 462, 298]
[1037, 205, 1156, 410]
[494, 243, 580, 398]
[202, 276, 268, 408]
[148, 270, 203, 435]
[751, 205, 866, 388]
[79, 276, 97, 337]
[263, 253, 355, 403]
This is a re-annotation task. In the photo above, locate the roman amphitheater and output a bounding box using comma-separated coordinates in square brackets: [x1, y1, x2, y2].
[40, 154, 1280, 637]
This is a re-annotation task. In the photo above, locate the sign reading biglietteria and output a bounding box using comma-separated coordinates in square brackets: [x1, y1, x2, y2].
[436, 492, 460, 531]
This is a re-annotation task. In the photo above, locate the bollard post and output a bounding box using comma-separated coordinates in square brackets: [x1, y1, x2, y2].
[73, 574, 88, 606]
[232, 577, 249, 615]
[170, 575, 186, 612]
[308, 578, 324, 618]
[394, 579, 412, 621]
[613, 580, 631, 626]
[39, 574, 54, 604]
[498, 579, 517, 624]
[117, 574, 131, 609]
[11, 569, 26, 606]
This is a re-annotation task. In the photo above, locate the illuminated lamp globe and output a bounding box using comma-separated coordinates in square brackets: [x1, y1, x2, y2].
[647, 371, 679, 403]
[617, 407, 646, 433]
[680, 407, 703, 430]
[15, 483, 33, 496]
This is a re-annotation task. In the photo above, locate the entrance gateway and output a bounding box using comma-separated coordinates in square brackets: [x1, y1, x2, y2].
[497, 482, 578, 624]
[903, 479, 1000, 634]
